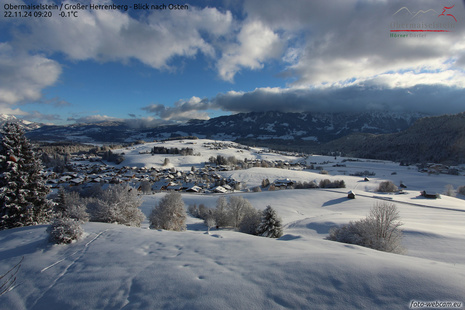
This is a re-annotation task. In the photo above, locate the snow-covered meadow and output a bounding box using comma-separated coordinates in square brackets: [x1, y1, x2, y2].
[1, 139, 464, 309]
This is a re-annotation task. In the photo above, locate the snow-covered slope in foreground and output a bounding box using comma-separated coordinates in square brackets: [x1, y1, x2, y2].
[1, 189, 464, 309]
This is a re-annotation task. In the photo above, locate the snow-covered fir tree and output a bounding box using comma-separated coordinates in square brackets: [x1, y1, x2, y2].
[0, 122, 53, 229]
[256, 205, 283, 238]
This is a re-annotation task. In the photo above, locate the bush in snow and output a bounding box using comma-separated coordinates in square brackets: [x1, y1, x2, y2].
[327, 202, 404, 253]
[256, 206, 283, 238]
[214, 196, 231, 228]
[188, 204, 199, 218]
[238, 207, 262, 235]
[140, 181, 152, 194]
[261, 178, 270, 188]
[457, 185, 465, 196]
[87, 184, 144, 227]
[48, 218, 83, 244]
[227, 196, 254, 229]
[198, 204, 210, 219]
[54, 188, 89, 223]
[294, 181, 319, 189]
[376, 181, 398, 193]
[0, 122, 53, 230]
[211, 196, 262, 233]
[204, 215, 216, 234]
[79, 183, 104, 198]
[443, 184, 455, 197]
[150, 192, 186, 231]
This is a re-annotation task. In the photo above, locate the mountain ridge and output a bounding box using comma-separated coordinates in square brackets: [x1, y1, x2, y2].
[3, 110, 465, 164]
[24, 111, 425, 145]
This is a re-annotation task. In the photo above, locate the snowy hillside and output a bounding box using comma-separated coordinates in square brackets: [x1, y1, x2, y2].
[1, 139, 464, 309]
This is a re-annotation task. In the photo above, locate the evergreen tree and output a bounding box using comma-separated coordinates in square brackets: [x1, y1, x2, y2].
[256, 206, 283, 238]
[0, 122, 53, 229]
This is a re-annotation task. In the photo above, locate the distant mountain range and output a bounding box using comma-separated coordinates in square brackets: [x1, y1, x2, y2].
[4, 110, 465, 164]
[24, 111, 424, 144]
[0, 114, 42, 131]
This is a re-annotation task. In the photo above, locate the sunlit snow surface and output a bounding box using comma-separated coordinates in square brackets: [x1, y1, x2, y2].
[1, 140, 464, 309]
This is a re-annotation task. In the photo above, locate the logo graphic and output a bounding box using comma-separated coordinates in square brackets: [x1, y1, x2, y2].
[392, 7, 439, 19]
[438, 5, 457, 22]
[390, 4, 458, 37]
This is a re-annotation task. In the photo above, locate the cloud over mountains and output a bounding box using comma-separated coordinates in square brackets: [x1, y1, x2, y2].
[1, 0, 465, 122]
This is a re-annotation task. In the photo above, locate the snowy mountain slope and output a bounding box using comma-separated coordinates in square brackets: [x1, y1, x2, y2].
[178, 111, 424, 143]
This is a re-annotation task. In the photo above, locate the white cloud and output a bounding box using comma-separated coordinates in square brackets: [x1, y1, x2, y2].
[0, 43, 62, 106]
[142, 96, 212, 121]
[3, 0, 465, 122]
[15, 4, 232, 70]
[243, 0, 465, 89]
[22, 111, 61, 122]
[217, 20, 283, 81]
[207, 81, 465, 115]
[0, 104, 28, 116]
[67, 114, 122, 123]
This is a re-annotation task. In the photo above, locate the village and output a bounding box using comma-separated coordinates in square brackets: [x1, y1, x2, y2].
[43, 140, 310, 194]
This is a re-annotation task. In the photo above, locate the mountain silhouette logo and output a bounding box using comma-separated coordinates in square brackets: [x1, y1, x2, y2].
[393, 5, 457, 22]
[392, 7, 438, 19]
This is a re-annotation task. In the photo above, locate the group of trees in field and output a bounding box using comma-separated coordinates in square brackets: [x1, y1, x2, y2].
[376, 181, 399, 193]
[207, 155, 291, 170]
[188, 195, 283, 238]
[101, 149, 125, 164]
[49, 183, 145, 244]
[443, 184, 465, 197]
[151, 146, 194, 156]
[261, 179, 346, 190]
[327, 202, 404, 254]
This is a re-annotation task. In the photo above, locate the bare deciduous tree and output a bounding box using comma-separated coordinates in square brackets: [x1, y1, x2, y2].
[150, 192, 186, 231]
[328, 202, 404, 253]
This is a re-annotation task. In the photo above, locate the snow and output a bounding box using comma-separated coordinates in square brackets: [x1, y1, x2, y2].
[110, 139, 302, 171]
[1, 139, 465, 309]
[302, 136, 318, 141]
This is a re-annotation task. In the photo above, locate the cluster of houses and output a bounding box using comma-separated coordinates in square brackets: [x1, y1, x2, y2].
[42, 140, 314, 195]
[44, 155, 244, 194]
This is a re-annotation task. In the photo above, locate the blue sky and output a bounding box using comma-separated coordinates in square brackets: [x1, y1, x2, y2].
[1, 0, 465, 126]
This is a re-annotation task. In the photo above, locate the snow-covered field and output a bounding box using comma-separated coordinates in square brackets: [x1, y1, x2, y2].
[1, 139, 464, 309]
